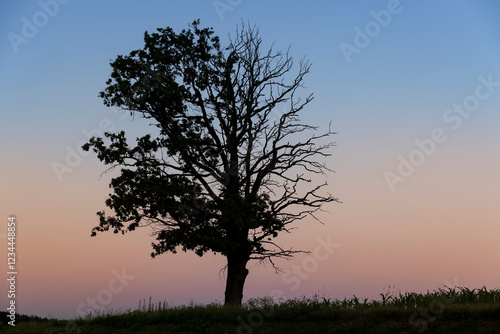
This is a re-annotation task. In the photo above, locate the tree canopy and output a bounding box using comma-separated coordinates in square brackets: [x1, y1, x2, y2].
[83, 20, 338, 305]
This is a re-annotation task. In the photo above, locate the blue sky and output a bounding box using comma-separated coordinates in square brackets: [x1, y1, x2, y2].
[2, 1, 500, 148]
[1, 0, 500, 319]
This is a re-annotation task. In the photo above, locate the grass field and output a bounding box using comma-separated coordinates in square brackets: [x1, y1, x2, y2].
[1, 286, 499, 333]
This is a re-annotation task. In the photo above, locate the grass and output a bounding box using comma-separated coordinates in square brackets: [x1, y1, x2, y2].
[1, 286, 500, 333]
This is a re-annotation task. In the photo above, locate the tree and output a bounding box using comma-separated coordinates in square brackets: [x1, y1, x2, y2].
[83, 20, 338, 306]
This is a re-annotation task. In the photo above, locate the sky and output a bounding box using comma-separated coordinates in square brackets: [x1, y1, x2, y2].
[1, 0, 500, 320]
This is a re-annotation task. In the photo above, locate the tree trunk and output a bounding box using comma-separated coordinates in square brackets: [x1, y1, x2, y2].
[224, 253, 249, 306]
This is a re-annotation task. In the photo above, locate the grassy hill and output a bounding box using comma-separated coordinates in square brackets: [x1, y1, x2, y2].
[2, 286, 499, 333]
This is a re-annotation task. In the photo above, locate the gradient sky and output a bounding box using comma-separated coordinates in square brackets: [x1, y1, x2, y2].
[1, 0, 500, 319]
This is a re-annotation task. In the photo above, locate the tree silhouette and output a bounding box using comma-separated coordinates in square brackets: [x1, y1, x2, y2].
[83, 20, 338, 306]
